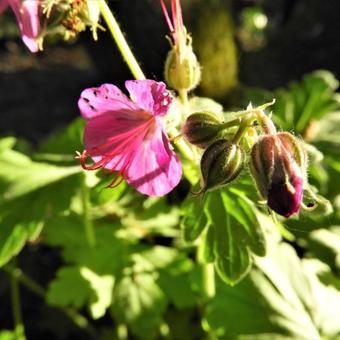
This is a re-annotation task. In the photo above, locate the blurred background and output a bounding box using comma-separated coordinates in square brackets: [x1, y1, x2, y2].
[1, 0, 340, 339]
[1, 0, 340, 143]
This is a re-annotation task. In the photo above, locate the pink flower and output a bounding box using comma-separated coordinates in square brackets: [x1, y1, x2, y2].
[77, 80, 182, 197]
[0, 0, 41, 52]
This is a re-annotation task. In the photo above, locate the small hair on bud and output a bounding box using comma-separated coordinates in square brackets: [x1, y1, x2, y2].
[164, 45, 201, 92]
[198, 139, 245, 194]
[250, 132, 308, 218]
[182, 112, 224, 148]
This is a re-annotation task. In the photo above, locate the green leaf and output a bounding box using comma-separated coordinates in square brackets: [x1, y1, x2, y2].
[198, 224, 215, 263]
[204, 243, 321, 339]
[0, 146, 81, 201]
[141, 247, 198, 309]
[181, 197, 208, 242]
[314, 111, 340, 155]
[307, 226, 340, 270]
[223, 189, 266, 256]
[0, 199, 43, 267]
[47, 265, 114, 320]
[111, 272, 167, 339]
[158, 271, 197, 309]
[39, 117, 84, 157]
[205, 191, 252, 285]
[63, 233, 130, 276]
[137, 245, 181, 270]
[0, 330, 18, 340]
[0, 137, 16, 151]
[47, 266, 93, 309]
[80, 267, 115, 319]
[302, 259, 340, 338]
[0, 175, 80, 267]
[272, 70, 340, 132]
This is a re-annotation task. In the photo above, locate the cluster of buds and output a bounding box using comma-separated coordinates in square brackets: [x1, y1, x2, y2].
[161, 0, 201, 92]
[158, 1, 322, 219]
[182, 102, 313, 218]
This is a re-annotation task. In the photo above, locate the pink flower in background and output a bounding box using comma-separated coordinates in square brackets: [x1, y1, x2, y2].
[78, 80, 182, 196]
[0, 0, 41, 52]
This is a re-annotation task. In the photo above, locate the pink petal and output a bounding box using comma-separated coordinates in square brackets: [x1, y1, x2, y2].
[0, 0, 9, 14]
[125, 80, 172, 116]
[83, 111, 151, 159]
[125, 121, 182, 196]
[78, 83, 138, 120]
[8, 0, 40, 52]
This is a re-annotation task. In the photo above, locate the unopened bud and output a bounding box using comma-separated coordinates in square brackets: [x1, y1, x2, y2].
[200, 140, 244, 193]
[250, 132, 307, 218]
[182, 112, 223, 148]
[165, 44, 201, 92]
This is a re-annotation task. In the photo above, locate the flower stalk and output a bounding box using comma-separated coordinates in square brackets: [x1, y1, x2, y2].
[98, 0, 145, 81]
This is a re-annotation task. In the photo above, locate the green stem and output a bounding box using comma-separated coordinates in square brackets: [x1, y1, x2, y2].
[99, 0, 146, 81]
[98, 0, 198, 164]
[3, 265, 93, 333]
[232, 115, 255, 144]
[178, 89, 189, 108]
[168, 127, 195, 161]
[81, 173, 96, 248]
[219, 118, 242, 130]
[10, 262, 26, 340]
[5, 265, 45, 298]
[197, 240, 215, 300]
[116, 323, 128, 340]
[202, 263, 215, 299]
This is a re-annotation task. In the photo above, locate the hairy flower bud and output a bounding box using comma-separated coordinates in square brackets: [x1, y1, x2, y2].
[165, 44, 201, 91]
[250, 132, 307, 218]
[200, 140, 244, 193]
[182, 112, 223, 148]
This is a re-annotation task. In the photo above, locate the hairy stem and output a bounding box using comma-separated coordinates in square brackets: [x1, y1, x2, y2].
[255, 110, 277, 134]
[98, 0, 146, 81]
[232, 115, 255, 144]
[168, 127, 195, 161]
[178, 89, 189, 108]
[219, 117, 242, 130]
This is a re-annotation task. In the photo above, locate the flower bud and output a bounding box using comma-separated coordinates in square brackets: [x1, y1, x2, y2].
[200, 140, 244, 193]
[182, 112, 223, 148]
[165, 44, 201, 91]
[250, 132, 307, 218]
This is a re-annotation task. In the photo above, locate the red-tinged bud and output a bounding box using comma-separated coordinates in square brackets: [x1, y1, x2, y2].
[182, 112, 223, 148]
[199, 139, 245, 194]
[250, 132, 307, 218]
